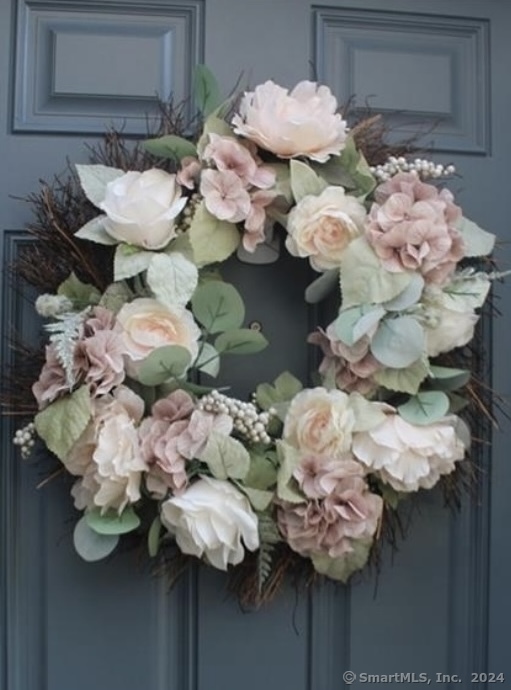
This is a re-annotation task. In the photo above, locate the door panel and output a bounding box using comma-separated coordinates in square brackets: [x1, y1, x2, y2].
[1, 1, 510, 689]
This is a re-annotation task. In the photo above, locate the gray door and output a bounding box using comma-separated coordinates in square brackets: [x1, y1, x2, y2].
[1, 1, 510, 688]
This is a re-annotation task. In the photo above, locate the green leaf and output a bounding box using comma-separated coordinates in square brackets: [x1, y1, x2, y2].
[271, 163, 293, 204]
[457, 216, 496, 257]
[374, 357, 430, 395]
[238, 485, 273, 511]
[274, 372, 303, 400]
[333, 305, 384, 346]
[188, 202, 240, 266]
[428, 365, 471, 391]
[245, 450, 278, 490]
[340, 237, 411, 307]
[35, 386, 91, 461]
[75, 164, 124, 207]
[379, 482, 405, 510]
[311, 538, 373, 582]
[349, 392, 387, 432]
[311, 158, 354, 189]
[398, 390, 450, 426]
[194, 64, 222, 117]
[73, 516, 119, 562]
[442, 272, 491, 311]
[148, 516, 162, 558]
[195, 342, 220, 377]
[199, 431, 250, 480]
[191, 281, 244, 333]
[75, 215, 117, 245]
[197, 115, 235, 157]
[383, 273, 424, 311]
[215, 328, 268, 355]
[276, 441, 304, 504]
[143, 134, 197, 161]
[85, 506, 141, 535]
[147, 252, 198, 308]
[337, 135, 377, 198]
[99, 281, 133, 314]
[57, 272, 101, 307]
[289, 160, 328, 202]
[370, 316, 425, 369]
[114, 244, 154, 281]
[305, 269, 340, 304]
[137, 345, 192, 385]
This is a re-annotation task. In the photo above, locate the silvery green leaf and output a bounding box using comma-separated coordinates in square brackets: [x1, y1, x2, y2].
[195, 342, 220, 377]
[114, 244, 154, 281]
[188, 202, 240, 266]
[370, 316, 425, 369]
[199, 431, 250, 480]
[428, 365, 471, 391]
[275, 441, 304, 504]
[57, 272, 101, 307]
[349, 392, 387, 432]
[383, 273, 425, 311]
[398, 391, 450, 426]
[333, 305, 381, 346]
[34, 386, 91, 461]
[75, 215, 117, 245]
[373, 358, 430, 395]
[305, 268, 340, 303]
[352, 305, 386, 342]
[237, 485, 273, 511]
[442, 273, 491, 311]
[289, 160, 328, 202]
[75, 164, 124, 207]
[73, 516, 119, 562]
[85, 506, 141, 535]
[340, 237, 411, 307]
[147, 252, 198, 308]
[457, 216, 496, 257]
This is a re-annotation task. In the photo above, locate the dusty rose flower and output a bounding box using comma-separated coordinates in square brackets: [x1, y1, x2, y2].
[151, 389, 195, 422]
[99, 169, 187, 250]
[116, 298, 201, 371]
[232, 80, 347, 162]
[286, 186, 366, 271]
[83, 329, 126, 396]
[366, 173, 464, 284]
[200, 169, 251, 222]
[84, 306, 117, 334]
[243, 191, 277, 251]
[352, 411, 467, 492]
[177, 409, 233, 459]
[32, 343, 87, 408]
[283, 387, 356, 457]
[278, 461, 382, 558]
[140, 418, 189, 495]
[203, 134, 275, 189]
[177, 156, 201, 190]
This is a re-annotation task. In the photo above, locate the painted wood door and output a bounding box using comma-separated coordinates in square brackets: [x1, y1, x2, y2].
[1, 1, 510, 689]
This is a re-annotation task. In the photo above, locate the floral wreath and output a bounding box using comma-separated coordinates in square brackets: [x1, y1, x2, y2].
[10, 67, 499, 603]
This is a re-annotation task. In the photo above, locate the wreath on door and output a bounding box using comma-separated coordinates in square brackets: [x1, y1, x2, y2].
[9, 67, 499, 605]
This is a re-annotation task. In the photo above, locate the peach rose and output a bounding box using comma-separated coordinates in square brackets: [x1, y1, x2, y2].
[286, 186, 366, 271]
[116, 298, 201, 368]
[283, 387, 356, 458]
[232, 80, 347, 162]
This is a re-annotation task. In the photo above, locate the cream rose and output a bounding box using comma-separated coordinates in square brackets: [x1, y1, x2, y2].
[160, 476, 259, 570]
[285, 186, 366, 271]
[117, 298, 201, 367]
[352, 412, 467, 492]
[100, 169, 187, 249]
[283, 387, 356, 458]
[232, 80, 347, 162]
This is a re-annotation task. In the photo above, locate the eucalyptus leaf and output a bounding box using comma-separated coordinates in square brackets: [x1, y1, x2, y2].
[199, 431, 250, 480]
[148, 516, 162, 558]
[457, 216, 496, 257]
[374, 358, 430, 395]
[195, 342, 220, 377]
[57, 272, 101, 307]
[114, 244, 154, 281]
[194, 64, 222, 117]
[85, 506, 141, 535]
[188, 202, 240, 265]
[428, 365, 471, 391]
[289, 160, 328, 202]
[34, 386, 91, 461]
[370, 316, 425, 369]
[215, 328, 268, 355]
[147, 252, 198, 308]
[398, 391, 450, 426]
[352, 306, 386, 342]
[305, 269, 340, 303]
[311, 538, 372, 582]
[191, 281, 245, 333]
[75, 164, 124, 207]
[143, 134, 197, 161]
[340, 237, 411, 307]
[75, 215, 117, 245]
[73, 516, 119, 562]
[137, 345, 192, 386]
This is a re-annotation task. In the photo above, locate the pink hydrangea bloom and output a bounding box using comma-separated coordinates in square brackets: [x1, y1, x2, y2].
[203, 134, 276, 190]
[200, 169, 251, 222]
[177, 156, 201, 190]
[242, 190, 277, 251]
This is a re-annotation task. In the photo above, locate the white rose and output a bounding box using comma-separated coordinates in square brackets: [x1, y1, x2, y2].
[117, 298, 201, 367]
[232, 80, 347, 162]
[100, 169, 187, 249]
[160, 476, 259, 570]
[352, 413, 467, 492]
[286, 187, 366, 271]
[283, 387, 356, 458]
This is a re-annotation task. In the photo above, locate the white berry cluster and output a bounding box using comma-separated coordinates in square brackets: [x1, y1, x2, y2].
[35, 294, 73, 318]
[198, 390, 274, 445]
[177, 193, 202, 234]
[370, 156, 456, 183]
[13, 422, 37, 459]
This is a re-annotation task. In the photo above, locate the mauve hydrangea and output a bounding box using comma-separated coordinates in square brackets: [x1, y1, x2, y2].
[366, 172, 464, 284]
